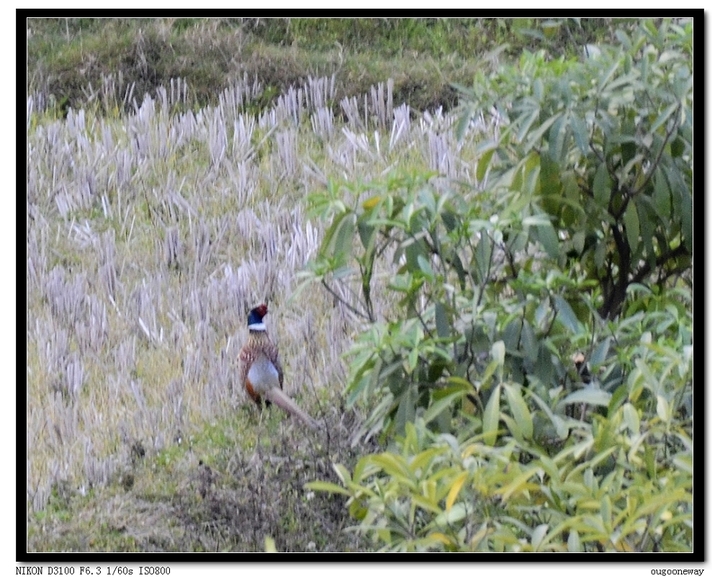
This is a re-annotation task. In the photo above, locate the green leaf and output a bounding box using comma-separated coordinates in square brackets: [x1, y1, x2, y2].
[446, 376, 475, 390]
[425, 389, 465, 424]
[516, 108, 540, 144]
[600, 494, 612, 527]
[622, 403, 640, 434]
[536, 223, 560, 260]
[334, 463, 352, 485]
[562, 171, 581, 204]
[673, 453, 692, 474]
[482, 42, 510, 63]
[554, 295, 581, 334]
[410, 493, 443, 515]
[588, 337, 612, 369]
[653, 167, 671, 220]
[523, 151, 542, 195]
[570, 112, 590, 156]
[598, 58, 622, 91]
[670, 135, 685, 158]
[499, 466, 541, 503]
[635, 359, 660, 393]
[476, 144, 496, 182]
[418, 187, 436, 212]
[328, 212, 357, 272]
[434, 504, 470, 528]
[527, 389, 569, 439]
[520, 322, 539, 362]
[522, 215, 553, 227]
[615, 29, 632, 50]
[504, 384, 533, 440]
[483, 385, 501, 446]
[348, 498, 368, 521]
[593, 164, 612, 207]
[435, 302, 451, 339]
[531, 524, 549, 551]
[656, 394, 671, 423]
[540, 153, 562, 201]
[571, 230, 586, 255]
[650, 102, 679, 134]
[371, 453, 412, 481]
[357, 219, 376, 252]
[445, 472, 469, 512]
[319, 209, 347, 255]
[608, 384, 628, 417]
[417, 254, 433, 276]
[397, 386, 417, 431]
[353, 454, 381, 483]
[407, 348, 419, 373]
[474, 231, 493, 284]
[455, 105, 473, 141]
[479, 359, 499, 391]
[404, 239, 428, 273]
[409, 448, 440, 472]
[440, 209, 458, 233]
[491, 340, 506, 365]
[624, 197, 640, 253]
[603, 70, 640, 93]
[559, 388, 611, 407]
[525, 112, 562, 153]
[568, 529, 583, 552]
[636, 201, 657, 268]
[548, 113, 568, 162]
[594, 239, 607, 272]
[449, 253, 467, 290]
[304, 481, 351, 496]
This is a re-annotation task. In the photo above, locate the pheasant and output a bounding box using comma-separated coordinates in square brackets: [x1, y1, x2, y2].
[238, 304, 318, 429]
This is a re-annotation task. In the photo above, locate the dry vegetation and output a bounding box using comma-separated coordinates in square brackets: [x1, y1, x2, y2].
[26, 69, 498, 551]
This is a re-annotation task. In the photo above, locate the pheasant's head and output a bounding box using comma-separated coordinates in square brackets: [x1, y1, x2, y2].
[248, 304, 268, 331]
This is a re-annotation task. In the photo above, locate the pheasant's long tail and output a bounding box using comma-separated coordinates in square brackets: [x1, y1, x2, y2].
[264, 387, 319, 430]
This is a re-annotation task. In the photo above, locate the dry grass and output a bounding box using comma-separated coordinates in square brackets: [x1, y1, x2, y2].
[26, 74, 498, 551]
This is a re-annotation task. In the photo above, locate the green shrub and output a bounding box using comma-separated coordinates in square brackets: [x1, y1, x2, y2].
[456, 18, 692, 319]
[303, 18, 693, 552]
[308, 283, 692, 551]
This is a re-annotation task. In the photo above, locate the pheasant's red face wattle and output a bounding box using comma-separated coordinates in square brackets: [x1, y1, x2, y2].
[255, 304, 268, 319]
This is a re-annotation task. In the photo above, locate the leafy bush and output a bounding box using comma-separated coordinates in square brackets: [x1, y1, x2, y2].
[304, 18, 693, 552]
[456, 18, 692, 319]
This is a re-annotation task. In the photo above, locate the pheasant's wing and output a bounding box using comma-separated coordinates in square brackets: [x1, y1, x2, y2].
[238, 344, 260, 403]
[238, 344, 251, 386]
[264, 340, 284, 390]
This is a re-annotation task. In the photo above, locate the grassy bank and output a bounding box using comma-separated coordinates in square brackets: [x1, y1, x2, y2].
[27, 17, 618, 116]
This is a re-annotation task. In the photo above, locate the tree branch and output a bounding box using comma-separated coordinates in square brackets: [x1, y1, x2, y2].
[321, 279, 374, 322]
[630, 244, 690, 286]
